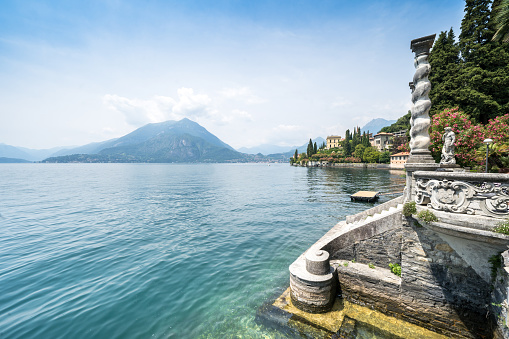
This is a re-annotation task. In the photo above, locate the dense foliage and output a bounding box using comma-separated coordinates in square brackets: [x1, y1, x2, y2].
[380, 112, 411, 134]
[493, 0, 509, 42]
[428, 0, 509, 123]
[291, 125, 391, 165]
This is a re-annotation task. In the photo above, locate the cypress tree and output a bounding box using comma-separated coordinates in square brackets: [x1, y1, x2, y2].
[294, 149, 298, 160]
[429, 29, 461, 117]
[343, 129, 352, 157]
[313, 142, 317, 154]
[457, 0, 509, 123]
[307, 138, 313, 158]
[352, 126, 361, 150]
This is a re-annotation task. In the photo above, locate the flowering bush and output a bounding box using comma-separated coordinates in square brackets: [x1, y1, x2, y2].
[430, 108, 486, 167]
[345, 156, 362, 163]
[429, 109, 509, 170]
[397, 142, 410, 153]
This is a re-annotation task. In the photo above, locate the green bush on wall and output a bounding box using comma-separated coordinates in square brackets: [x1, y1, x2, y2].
[389, 263, 401, 277]
[403, 202, 417, 217]
[493, 220, 509, 235]
[416, 210, 438, 224]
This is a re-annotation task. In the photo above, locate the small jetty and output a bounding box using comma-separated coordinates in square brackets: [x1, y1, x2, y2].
[350, 191, 380, 202]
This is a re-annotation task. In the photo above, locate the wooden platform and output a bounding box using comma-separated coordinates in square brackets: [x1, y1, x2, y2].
[350, 191, 380, 202]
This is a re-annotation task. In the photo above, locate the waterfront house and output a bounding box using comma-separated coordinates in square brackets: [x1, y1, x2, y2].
[390, 151, 409, 169]
[371, 132, 394, 151]
[326, 136, 343, 149]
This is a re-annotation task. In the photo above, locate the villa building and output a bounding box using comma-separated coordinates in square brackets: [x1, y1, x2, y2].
[326, 136, 343, 149]
[390, 151, 409, 169]
[371, 132, 394, 151]
[392, 130, 407, 137]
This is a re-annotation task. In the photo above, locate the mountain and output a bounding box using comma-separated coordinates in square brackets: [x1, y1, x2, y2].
[238, 144, 294, 155]
[0, 143, 69, 161]
[360, 118, 397, 135]
[0, 157, 31, 163]
[240, 137, 326, 156]
[53, 118, 234, 157]
[44, 119, 250, 163]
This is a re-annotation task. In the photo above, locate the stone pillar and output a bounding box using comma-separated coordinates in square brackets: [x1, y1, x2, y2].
[405, 35, 439, 202]
[289, 250, 336, 313]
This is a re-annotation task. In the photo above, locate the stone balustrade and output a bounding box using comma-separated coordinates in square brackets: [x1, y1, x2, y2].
[413, 171, 509, 218]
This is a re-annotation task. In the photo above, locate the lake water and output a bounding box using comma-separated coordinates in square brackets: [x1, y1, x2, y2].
[0, 163, 405, 338]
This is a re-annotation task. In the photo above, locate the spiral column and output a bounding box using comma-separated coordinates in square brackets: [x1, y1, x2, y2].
[405, 34, 439, 202]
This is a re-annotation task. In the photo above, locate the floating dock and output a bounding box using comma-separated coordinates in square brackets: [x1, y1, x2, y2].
[350, 191, 380, 202]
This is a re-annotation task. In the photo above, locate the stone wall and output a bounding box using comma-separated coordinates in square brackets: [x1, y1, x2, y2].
[289, 193, 509, 338]
[331, 216, 498, 338]
[331, 228, 402, 268]
[293, 162, 390, 169]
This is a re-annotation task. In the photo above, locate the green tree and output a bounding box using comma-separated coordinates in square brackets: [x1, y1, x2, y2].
[428, 29, 461, 117]
[362, 131, 371, 147]
[343, 129, 352, 157]
[493, 0, 509, 42]
[313, 142, 317, 154]
[363, 147, 380, 163]
[379, 151, 391, 164]
[352, 126, 361, 150]
[354, 144, 366, 159]
[456, 0, 509, 123]
[307, 139, 313, 158]
[380, 112, 411, 133]
[294, 149, 298, 160]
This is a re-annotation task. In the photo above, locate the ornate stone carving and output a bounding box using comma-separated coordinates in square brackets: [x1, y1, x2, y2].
[440, 127, 456, 165]
[415, 178, 509, 217]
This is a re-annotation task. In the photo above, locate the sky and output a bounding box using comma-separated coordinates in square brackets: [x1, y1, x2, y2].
[0, 0, 465, 150]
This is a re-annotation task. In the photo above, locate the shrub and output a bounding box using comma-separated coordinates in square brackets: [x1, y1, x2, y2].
[403, 202, 417, 217]
[416, 210, 438, 224]
[430, 108, 485, 167]
[493, 220, 509, 235]
[389, 263, 401, 277]
[368, 263, 375, 269]
[489, 253, 503, 281]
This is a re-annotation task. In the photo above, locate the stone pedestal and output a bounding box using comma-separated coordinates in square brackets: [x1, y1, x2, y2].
[439, 163, 463, 172]
[289, 250, 336, 313]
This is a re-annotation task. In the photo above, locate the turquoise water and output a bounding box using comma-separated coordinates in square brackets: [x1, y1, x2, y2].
[0, 164, 405, 338]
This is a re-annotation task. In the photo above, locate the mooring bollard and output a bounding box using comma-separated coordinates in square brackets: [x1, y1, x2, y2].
[305, 250, 331, 275]
[289, 249, 337, 313]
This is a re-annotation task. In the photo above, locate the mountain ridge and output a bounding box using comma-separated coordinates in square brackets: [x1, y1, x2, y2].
[43, 119, 250, 163]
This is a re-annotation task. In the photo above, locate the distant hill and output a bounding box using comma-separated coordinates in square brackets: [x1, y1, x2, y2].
[0, 157, 31, 163]
[54, 118, 234, 157]
[360, 118, 397, 135]
[239, 137, 326, 156]
[0, 143, 69, 161]
[44, 119, 251, 163]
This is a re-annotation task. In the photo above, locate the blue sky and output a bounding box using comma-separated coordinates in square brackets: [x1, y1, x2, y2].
[0, 0, 465, 149]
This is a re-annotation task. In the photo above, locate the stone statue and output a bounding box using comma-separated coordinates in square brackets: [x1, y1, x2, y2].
[440, 127, 456, 164]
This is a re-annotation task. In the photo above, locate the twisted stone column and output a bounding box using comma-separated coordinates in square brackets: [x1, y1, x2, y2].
[408, 34, 436, 163]
[405, 34, 438, 202]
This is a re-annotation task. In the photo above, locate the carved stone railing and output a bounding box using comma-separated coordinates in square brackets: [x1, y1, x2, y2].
[413, 171, 509, 218]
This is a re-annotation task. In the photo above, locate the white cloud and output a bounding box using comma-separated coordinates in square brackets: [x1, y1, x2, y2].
[220, 109, 253, 123]
[331, 97, 353, 108]
[274, 124, 303, 132]
[103, 88, 214, 127]
[219, 87, 265, 104]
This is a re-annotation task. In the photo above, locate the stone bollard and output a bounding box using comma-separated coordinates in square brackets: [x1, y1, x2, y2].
[306, 250, 331, 275]
[289, 249, 337, 313]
